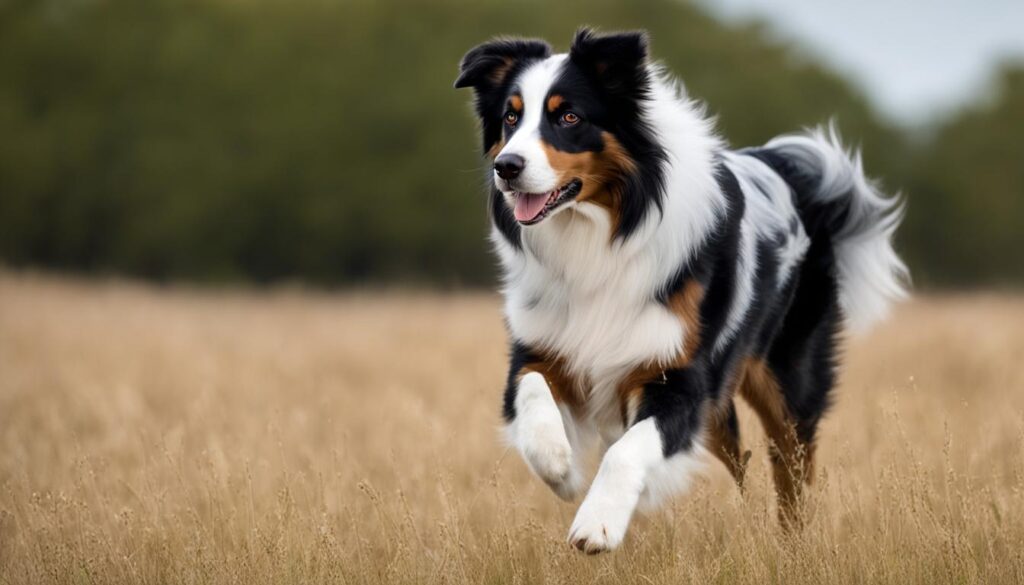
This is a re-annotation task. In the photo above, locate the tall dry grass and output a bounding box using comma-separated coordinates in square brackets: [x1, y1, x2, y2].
[1, 272, 1023, 584]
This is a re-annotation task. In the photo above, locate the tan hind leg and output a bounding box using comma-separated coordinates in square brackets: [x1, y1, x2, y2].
[738, 358, 816, 528]
[706, 400, 751, 490]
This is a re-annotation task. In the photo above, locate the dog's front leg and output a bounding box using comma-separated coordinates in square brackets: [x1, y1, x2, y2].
[504, 369, 584, 501]
[569, 367, 709, 553]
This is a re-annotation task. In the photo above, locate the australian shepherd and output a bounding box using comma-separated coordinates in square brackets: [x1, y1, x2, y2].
[454, 28, 907, 553]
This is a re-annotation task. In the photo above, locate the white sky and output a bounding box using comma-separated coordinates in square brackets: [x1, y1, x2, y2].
[696, 0, 1024, 125]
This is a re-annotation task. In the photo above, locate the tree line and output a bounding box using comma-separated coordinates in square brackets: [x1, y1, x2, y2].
[0, 0, 1020, 287]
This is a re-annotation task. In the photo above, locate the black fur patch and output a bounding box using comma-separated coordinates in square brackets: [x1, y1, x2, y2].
[764, 216, 841, 447]
[638, 363, 711, 456]
[490, 188, 521, 250]
[502, 340, 533, 422]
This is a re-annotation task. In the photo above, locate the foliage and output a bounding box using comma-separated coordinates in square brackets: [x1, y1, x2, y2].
[900, 64, 1024, 287]
[0, 0, 1019, 286]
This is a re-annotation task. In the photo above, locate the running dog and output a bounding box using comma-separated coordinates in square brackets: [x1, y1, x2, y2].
[454, 28, 907, 553]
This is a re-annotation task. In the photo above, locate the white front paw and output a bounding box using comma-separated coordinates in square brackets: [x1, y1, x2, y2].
[566, 418, 661, 554]
[567, 495, 633, 554]
[511, 372, 583, 501]
[521, 426, 582, 501]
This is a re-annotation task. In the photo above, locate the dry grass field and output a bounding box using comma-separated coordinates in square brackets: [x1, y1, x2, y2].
[1, 272, 1023, 584]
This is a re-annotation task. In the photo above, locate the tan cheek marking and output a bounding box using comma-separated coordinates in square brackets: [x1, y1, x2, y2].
[509, 95, 523, 112]
[547, 95, 564, 112]
[539, 144, 595, 187]
[539, 132, 636, 191]
[540, 131, 638, 232]
[600, 133, 638, 175]
[579, 134, 637, 228]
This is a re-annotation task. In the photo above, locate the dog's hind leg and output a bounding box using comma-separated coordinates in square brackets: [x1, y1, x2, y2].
[739, 222, 841, 528]
[706, 400, 751, 490]
[738, 359, 815, 527]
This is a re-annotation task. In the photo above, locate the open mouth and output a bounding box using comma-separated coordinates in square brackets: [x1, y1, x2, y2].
[512, 179, 582, 225]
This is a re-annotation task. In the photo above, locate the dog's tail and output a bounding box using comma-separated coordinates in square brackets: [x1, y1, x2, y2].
[760, 123, 909, 332]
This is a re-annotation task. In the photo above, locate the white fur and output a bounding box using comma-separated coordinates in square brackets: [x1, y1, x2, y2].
[568, 418, 705, 553]
[505, 372, 583, 500]
[764, 123, 909, 331]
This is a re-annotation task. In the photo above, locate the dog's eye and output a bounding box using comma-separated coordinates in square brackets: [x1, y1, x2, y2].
[504, 111, 519, 126]
[560, 112, 580, 126]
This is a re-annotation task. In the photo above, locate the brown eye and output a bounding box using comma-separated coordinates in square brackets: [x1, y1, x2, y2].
[504, 111, 519, 126]
[561, 111, 580, 126]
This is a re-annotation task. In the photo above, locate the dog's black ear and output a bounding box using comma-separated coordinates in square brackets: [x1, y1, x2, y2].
[454, 38, 551, 90]
[569, 28, 650, 100]
[454, 38, 550, 154]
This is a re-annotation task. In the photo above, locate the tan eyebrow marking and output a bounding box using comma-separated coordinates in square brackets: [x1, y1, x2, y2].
[547, 95, 564, 112]
[509, 95, 523, 112]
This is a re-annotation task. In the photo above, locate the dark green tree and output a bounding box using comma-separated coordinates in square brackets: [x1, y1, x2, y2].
[899, 64, 1024, 287]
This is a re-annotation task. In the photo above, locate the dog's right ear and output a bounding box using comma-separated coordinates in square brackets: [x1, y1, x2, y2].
[569, 28, 650, 103]
[453, 38, 551, 91]
[454, 38, 550, 155]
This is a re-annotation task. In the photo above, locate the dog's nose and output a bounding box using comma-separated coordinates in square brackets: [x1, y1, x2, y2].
[494, 154, 525, 181]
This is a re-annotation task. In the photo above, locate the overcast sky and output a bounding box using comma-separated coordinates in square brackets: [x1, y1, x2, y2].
[696, 0, 1024, 125]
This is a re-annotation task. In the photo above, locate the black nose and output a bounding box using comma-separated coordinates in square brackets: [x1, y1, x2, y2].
[494, 154, 525, 181]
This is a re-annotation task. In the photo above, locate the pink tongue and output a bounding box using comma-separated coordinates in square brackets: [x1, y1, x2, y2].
[514, 192, 549, 222]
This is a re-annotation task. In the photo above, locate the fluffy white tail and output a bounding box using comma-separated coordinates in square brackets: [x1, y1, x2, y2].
[765, 124, 909, 332]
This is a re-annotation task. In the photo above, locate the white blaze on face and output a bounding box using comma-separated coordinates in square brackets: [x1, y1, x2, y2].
[494, 54, 567, 196]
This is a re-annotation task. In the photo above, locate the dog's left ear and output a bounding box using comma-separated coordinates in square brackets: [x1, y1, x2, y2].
[569, 28, 650, 101]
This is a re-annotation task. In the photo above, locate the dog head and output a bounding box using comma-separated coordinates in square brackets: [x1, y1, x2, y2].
[455, 29, 665, 237]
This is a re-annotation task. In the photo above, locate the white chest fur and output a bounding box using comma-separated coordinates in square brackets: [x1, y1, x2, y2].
[496, 204, 692, 424]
